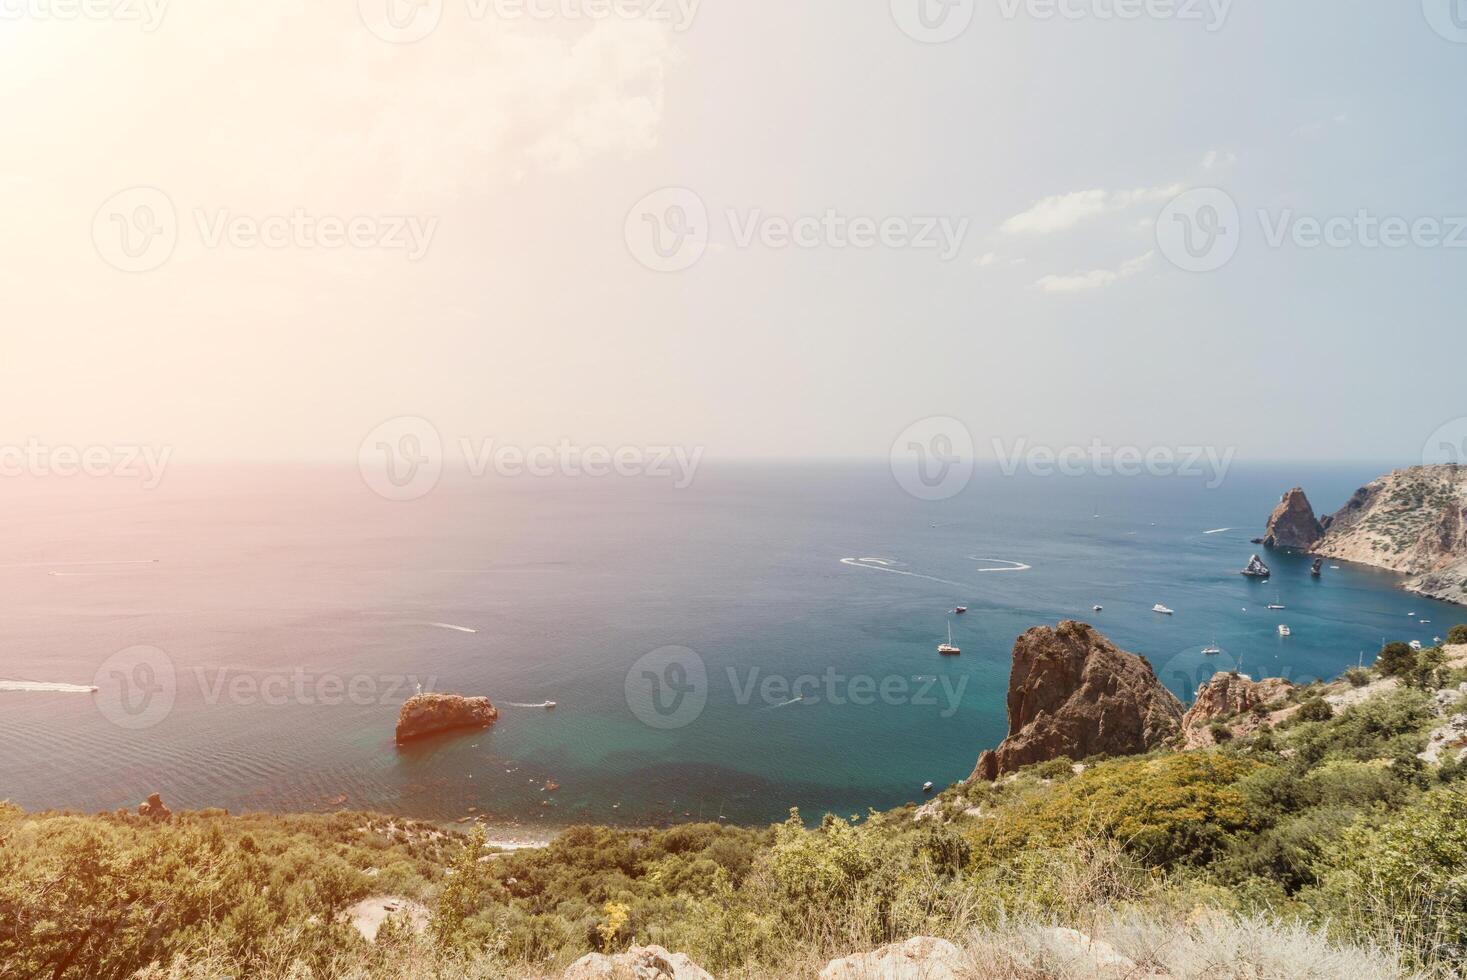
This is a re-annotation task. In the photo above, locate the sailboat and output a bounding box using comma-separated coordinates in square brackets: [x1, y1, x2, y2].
[1202, 637, 1223, 656]
[1266, 594, 1286, 610]
[938, 621, 961, 656]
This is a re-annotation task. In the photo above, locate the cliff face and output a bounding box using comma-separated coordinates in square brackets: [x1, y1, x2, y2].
[1263, 487, 1324, 549]
[1311, 465, 1467, 605]
[970, 621, 1184, 781]
[1179, 672, 1293, 748]
[395, 694, 499, 743]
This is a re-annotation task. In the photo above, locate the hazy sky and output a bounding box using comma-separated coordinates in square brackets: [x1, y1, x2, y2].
[2, 1, 1464, 465]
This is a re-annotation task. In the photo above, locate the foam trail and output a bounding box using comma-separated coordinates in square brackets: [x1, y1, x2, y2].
[1203, 528, 1234, 535]
[0, 681, 98, 693]
[427, 622, 479, 634]
[966, 557, 1033, 572]
[839, 558, 968, 589]
[505, 701, 556, 708]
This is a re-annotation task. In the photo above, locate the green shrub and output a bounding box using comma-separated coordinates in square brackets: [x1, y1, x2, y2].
[1448, 624, 1467, 645]
[1374, 641, 1417, 678]
[1344, 668, 1373, 688]
[1297, 698, 1334, 722]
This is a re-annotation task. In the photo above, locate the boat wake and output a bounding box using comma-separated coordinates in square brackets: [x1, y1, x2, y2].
[966, 557, 1033, 573]
[0, 681, 98, 693]
[426, 622, 479, 634]
[839, 558, 968, 589]
[505, 701, 557, 709]
[1203, 528, 1234, 535]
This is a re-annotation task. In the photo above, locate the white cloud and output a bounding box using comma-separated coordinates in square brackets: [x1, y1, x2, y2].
[1033, 251, 1155, 294]
[1001, 185, 1183, 235]
[1202, 149, 1238, 170]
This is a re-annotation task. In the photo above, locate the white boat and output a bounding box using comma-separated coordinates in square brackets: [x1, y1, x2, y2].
[1092, 604, 1104, 612]
[544, 701, 557, 710]
[954, 606, 968, 615]
[1202, 637, 1222, 656]
[1266, 595, 1285, 610]
[1152, 604, 1174, 615]
[1277, 625, 1291, 637]
[938, 622, 960, 656]
[1410, 640, 1423, 651]
[922, 781, 934, 793]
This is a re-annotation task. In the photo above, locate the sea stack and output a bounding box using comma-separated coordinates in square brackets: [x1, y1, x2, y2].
[395, 693, 499, 743]
[1241, 554, 1272, 578]
[1263, 487, 1324, 549]
[970, 621, 1183, 781]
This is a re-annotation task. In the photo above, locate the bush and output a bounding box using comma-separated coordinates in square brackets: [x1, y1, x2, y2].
[1210, 722, 1234, 742]
[1448, 624, 1467, 645]
[1374, 641, 1417, 678]
[1344, 668, 1373, 688]
[1297, 698, 1334, 722]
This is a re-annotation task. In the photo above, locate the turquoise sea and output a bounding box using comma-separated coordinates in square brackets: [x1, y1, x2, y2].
[0, 463, 1459, 828]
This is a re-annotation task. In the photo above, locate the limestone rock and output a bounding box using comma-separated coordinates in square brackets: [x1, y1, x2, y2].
[970, 622, 1183, 781]
[1263, 487, 1324, 549]
[137, 793, 172, 820]
[395, 693, 498, 743]
[564, 945, 712, 980]
[820, 936, 964, 980]
[1241, 554, 1272, 578]
[1037, 928, 1137, 976]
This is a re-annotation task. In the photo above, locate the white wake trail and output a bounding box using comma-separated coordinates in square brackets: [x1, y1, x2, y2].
[0, 681, 98, 693]
[839, 558, 969, 590]
[426, 622, 479, 634]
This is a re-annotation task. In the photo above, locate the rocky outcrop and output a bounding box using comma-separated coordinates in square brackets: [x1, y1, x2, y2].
[564, 945, 712, 980]
[1180, 671, 1293, 748]
[1309, 465, 1467, 605]
[1241, 554, 1271, 578]
[1263, 487, 1324, 549]
[138, 793, 172, 820]
[395, 694, 498, 743]
[970, 622, 1184, 781]
[821, 936, 964, 980]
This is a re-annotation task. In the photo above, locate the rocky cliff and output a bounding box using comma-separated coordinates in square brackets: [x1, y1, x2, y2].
[1179, 671, 1294, 748]
[1295, 465, 1467, 605]
[1263, 487, 1324, 549]
[395, 693, 499, 743]
[970, 621, 1184, 781]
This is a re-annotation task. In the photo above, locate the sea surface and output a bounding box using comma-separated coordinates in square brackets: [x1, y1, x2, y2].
[0, 462, 1459, 829]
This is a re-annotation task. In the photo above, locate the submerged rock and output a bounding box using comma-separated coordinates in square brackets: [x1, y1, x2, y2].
[970, 621, 1183, 781]
[1241, 553, 1272, 578]
[1263, 487, 1325, 549]
[395, 693, 498, 743]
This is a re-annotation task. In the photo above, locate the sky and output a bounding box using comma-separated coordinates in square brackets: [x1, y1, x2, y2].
[2, 0, 1465, 466]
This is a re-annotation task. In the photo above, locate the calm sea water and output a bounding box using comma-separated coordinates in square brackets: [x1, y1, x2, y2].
[0, 463, 1459, 828]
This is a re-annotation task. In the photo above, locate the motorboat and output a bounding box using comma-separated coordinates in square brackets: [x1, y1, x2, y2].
[1152, 604, 1174, 615]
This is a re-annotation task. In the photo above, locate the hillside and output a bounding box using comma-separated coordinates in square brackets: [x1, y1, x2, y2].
[5, 633, 1467, 979]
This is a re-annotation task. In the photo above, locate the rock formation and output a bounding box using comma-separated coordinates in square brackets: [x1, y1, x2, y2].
[1310, 465, 1467, 605]
[1263, 487, 1324, 549]
[970, 622, 1184, 781]
[1241, 554, 1271, 578]
[395, 693, 498, 743]
[137, 793, 172, 820]
[821, 937, 965, 980]
[564, 945, 712, 979]
[1179, 671, 1293, 748]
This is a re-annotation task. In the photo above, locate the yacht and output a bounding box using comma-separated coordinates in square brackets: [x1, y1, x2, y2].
[938, 622, 961, 656]
[1266, 595, 1286, 610]
[1092, 604, 1104, 612]
[1202, 639, 1223, 656]
[1410, 640, 1423, 651]
[1277, 624, 1292, 637]
[922, 781, 934, 793]
[954, 606, 968, 615]
[1152, 604, 1174, 615]
[544, 701, 557, 710]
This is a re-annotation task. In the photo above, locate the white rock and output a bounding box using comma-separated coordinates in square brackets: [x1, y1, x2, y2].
[564, 945, 712, 980]
[820, 936, 963, 980]
[1039, 928, 1136, 975]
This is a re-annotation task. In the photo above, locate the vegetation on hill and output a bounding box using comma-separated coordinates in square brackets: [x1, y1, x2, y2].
[3, 636, 1467, 979]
